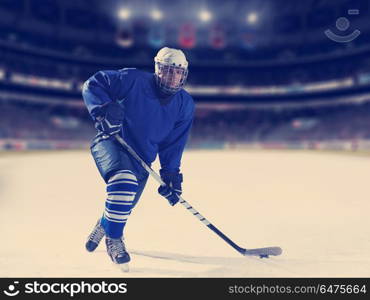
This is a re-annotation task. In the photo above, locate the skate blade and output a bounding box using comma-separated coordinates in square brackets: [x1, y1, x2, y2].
[119, 263, 129, 273]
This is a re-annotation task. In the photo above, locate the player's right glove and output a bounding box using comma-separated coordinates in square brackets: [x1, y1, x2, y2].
[158, 170, 183, 206]
[94, 102, 124, 136]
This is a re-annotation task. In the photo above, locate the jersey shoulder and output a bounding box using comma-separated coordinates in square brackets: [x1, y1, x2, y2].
[177, 89, 195, 118]
[179, 89, 195, 108]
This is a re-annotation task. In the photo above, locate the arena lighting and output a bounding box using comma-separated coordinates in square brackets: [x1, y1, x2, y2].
[151, 9, 163, 20]
[199, 10, 212, 22]
[118, 8, 131, 20]
[247, 12, 258, 24]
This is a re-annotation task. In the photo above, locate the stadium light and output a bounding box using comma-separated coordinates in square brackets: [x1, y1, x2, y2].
[247, 12, 258, 24]
[151, 9, 163, 21]
[199, 10, 212, 22]
[118, 8, 131, 20]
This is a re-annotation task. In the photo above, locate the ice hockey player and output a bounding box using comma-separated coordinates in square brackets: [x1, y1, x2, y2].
[82, 47, 194, 268]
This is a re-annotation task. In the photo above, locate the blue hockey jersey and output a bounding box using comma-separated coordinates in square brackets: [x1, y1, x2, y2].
[82, 68, 195, 173]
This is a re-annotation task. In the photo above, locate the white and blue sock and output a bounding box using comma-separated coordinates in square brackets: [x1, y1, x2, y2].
[101, 170, 138, 238]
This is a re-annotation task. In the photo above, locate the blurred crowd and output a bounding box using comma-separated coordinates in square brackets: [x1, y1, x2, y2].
[1, 100, 370, 146]
[192, 102, 370, 145]
[0, 101, 94, 141]
[1, 44, 370, 88]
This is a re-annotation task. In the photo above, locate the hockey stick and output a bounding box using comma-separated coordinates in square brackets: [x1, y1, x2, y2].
[114, 134, 282, 258]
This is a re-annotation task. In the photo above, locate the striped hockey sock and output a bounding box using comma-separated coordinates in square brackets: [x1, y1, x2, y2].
[101, 170, 138, 238]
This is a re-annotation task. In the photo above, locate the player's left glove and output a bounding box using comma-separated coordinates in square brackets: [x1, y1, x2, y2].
[95, 102, 124, 136]
[158, 170, 183, 206]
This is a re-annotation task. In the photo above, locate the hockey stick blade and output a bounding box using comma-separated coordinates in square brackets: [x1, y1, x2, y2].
[241, 246, 282, 258]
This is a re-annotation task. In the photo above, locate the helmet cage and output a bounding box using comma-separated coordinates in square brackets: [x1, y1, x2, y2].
[155, 62, 188, 95]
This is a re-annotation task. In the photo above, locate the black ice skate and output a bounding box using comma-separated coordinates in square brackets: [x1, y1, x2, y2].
[85, 219, 105, 252]
[105, 237, 131, 265]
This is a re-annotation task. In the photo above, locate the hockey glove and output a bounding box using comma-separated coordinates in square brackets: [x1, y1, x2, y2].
[158, 170, 183, 206]
[95, 102, 124, 136]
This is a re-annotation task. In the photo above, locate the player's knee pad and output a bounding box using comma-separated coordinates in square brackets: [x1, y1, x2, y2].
[104, 170, 138, 222]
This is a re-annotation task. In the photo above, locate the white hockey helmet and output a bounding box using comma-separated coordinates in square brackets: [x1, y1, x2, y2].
[154, 47, 188, 95]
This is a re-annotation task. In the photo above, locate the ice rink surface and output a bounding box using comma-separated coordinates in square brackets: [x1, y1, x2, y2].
[0, 149, 369, 277]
